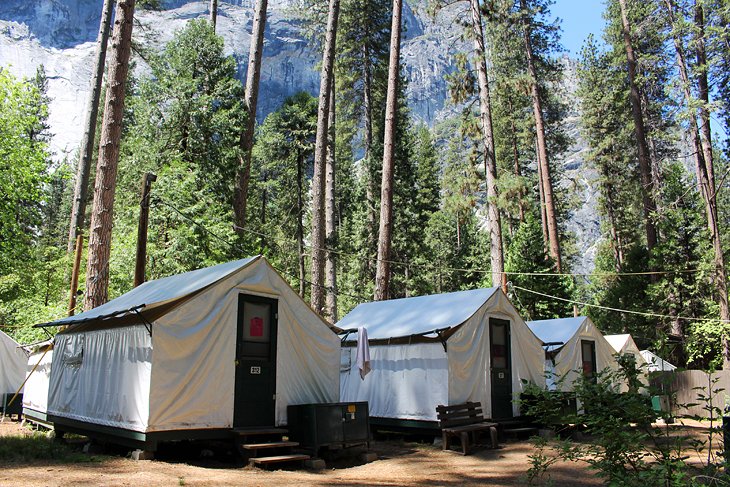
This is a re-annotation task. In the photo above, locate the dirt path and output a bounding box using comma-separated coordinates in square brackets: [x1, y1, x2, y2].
[0, 420, 605, 486]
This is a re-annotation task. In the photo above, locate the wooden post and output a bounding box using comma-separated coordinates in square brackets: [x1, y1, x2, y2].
[573, 305, 579, 317]
[501, 272, 508, 295]
[68, 234, 84, 317]
[134, 173, 157, 287]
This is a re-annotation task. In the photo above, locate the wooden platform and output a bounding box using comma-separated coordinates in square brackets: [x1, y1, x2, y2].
[241, 441, 299, 450]
[232, 427, 288, 436]
[249, 454, 310, 466]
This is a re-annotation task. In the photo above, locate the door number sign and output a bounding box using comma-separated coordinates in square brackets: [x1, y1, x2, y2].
[250, 366, 261, 375]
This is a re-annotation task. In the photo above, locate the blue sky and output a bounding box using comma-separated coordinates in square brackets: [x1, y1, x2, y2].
[551, 0, 607, 55]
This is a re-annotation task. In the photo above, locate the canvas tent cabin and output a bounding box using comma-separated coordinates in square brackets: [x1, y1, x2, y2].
[21, 340, 54, 427]
[527, 316, 619, 391]
[640, 350, 677, 372]
[34, 256, 340, 451]
[0, 329, 28, 416]
[605, 334, 644, 364]
[338, 287, 545, 430]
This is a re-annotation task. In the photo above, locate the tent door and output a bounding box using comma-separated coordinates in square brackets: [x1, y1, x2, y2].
[489, 318, 513, 419]
[234, 294, 278, 428]
[581, 340, 597, 382]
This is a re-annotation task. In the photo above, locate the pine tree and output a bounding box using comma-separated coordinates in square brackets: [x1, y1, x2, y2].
[310, 0, 342, 313]
[233, 0, 268, 230]
[373, 0, 404, 301]
[68, 0, 114, 254]
[85, 0, 136, 310]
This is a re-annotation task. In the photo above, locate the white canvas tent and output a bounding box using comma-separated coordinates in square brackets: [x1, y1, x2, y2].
[36, 256, 339, 449]
[0, 330, 28, 410]
[338, 288, 545, 424]
[21, 341, 53, 426]
[527, 316, 619, 391]
[605, 334, 643, 360]
[640, 350, 677, 372]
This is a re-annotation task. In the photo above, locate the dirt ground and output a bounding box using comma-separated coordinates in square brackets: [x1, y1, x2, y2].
[0, 419, 711, 486]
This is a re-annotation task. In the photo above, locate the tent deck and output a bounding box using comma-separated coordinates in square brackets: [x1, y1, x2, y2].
[49, 415, 241, 451]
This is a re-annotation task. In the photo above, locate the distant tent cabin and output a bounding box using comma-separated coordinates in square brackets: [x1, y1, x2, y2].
[338, 288, 545, 430]
[34, 256, 340, 451]
[640, 350, 677, 372]
[605, 333, 647, 367]
[0, 329, 28, 416]
[21, 340, 54, 427]
[527, 316, 619, 391]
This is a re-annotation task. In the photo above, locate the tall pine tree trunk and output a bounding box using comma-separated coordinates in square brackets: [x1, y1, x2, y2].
[210, 0, 218, 31]
[508, 97, 525, 223]
[520, 0, 561, 271]
[470, 0, 503, 287]
[373, 0, 402, 301]
[84, 0, 135, 310]
[694, 2, 730, 368]
[67, 0, 114, 254]
[233, 0, 267, 230]
[310, 0, 340, 313]
[363, 39, 377, 280]
[325, 77, 338, 321]
[296, 152, 306, 298]
[535, 138, 548, 251]
[617, 0, 658, 250]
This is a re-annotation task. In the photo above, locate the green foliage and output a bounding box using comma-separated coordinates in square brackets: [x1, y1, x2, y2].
[0, 68, 49, 272]
[0, 430, 103, 464]
[522, 365, 725, 486]
[506, 213, 573, 319]
[110, 19, 245, 293]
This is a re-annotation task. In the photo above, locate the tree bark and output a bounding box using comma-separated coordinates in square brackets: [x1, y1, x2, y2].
[535, 138, 548, 251]
[210, 0, 218, 31]
[373, 0, 402, 301]
[84, 0, 136, 310]
[67, 0, 114, 254]
[519, 0, 561, 271]
[233, 0, 267, 230]
[325, 76, 338, 322]
[310, 0, 341, 313]
[363, 40, 377, 279]
[296, 152, 306, 298]
[617, 0, 658, 250]
[470, 0, 503, 288]
[508, 97, 525, 223]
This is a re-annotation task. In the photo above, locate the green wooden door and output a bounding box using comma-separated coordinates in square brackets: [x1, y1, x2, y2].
[489, 318, 513, 419]
[234, 294, 278, 428]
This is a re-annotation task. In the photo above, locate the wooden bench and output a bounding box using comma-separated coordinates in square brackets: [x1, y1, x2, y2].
[436, 402, 499, 455]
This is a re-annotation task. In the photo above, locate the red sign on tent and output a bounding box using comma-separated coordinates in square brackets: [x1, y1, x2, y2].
[250, 317, 264, 337]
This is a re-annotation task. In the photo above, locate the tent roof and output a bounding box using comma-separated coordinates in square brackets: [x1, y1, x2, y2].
[36, 256, 260, 328]
[336, 287, 499, 340]
[527, 316, 588, 352]
[640, 350, 677, 371]
[604, 334, 631, 353]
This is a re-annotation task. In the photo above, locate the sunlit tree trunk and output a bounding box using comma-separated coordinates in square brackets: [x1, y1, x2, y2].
[85, 0, 136, 310]
[233, 0, 267, 230]
[617, 0, 658, 250]
[373, 0, 403, 301]
[310, 0, 341, 313]
[470, 0, 503, 287]
[67, 0, 114, 254]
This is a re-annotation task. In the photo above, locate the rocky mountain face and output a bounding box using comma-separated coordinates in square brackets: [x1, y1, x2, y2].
[0, 0, 600, 273]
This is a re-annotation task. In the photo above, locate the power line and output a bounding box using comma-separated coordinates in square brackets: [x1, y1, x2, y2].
[510, 284, 729, 324]
[153, 198, 371, 302]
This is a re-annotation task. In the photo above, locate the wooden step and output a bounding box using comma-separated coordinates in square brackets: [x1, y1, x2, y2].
[241, 441, 299, 450]
[232, 427, 287, 436]
[249, 454, 310, 466]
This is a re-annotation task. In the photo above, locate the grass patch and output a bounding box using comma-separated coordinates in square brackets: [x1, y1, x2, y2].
[0, 431, 103, 464]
